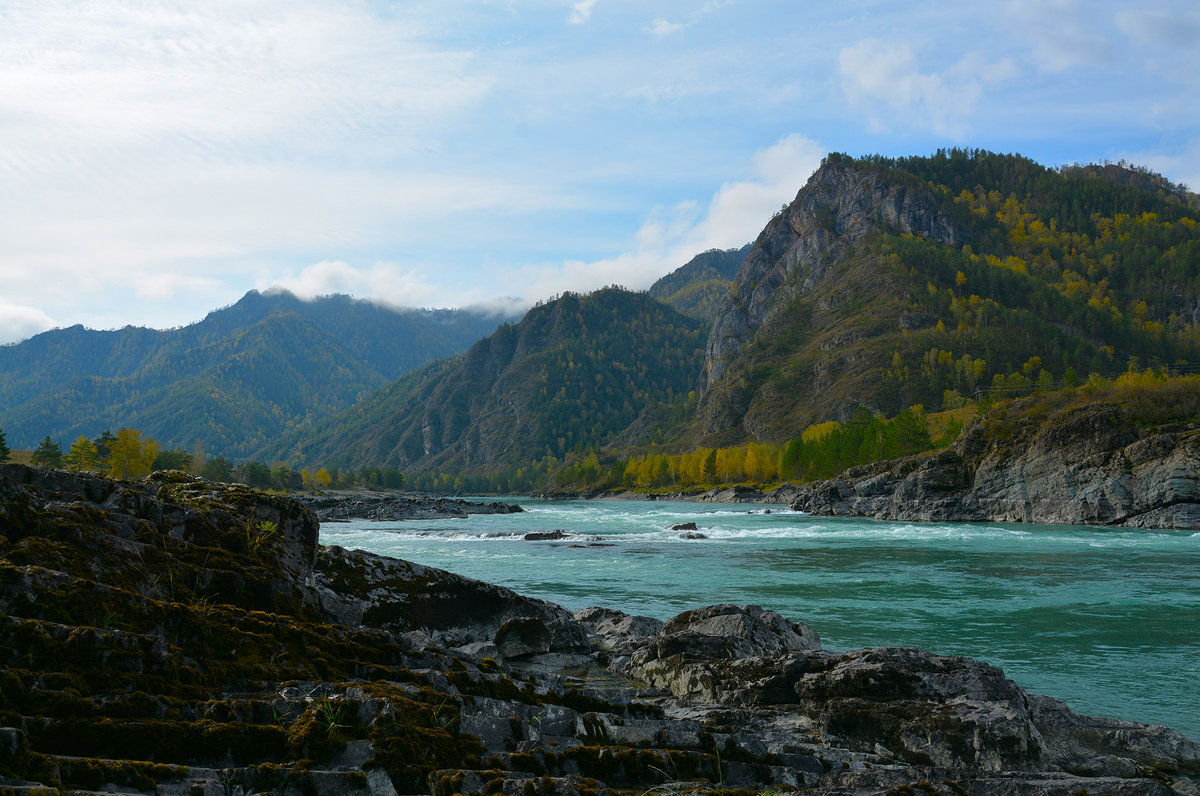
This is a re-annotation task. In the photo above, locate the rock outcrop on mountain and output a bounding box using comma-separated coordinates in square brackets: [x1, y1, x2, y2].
[702, 163, 968, 393]
[790, 396, 1200, 529]
[694, 159, 970, 440]
[3, 463, 1199, 794]
[688, 151, 1200, 449]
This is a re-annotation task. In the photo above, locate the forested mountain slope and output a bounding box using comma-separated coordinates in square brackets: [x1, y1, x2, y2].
[648, 244, 750, 322]
[0, 290, 507, 457]
[272, 288, 706, 474]
[692, 150, 1200, 446]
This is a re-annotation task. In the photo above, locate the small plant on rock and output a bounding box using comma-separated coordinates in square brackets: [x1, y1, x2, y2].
[245, 519, 279, 555]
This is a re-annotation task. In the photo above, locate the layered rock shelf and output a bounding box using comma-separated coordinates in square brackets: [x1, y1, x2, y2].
[789, 404, 1200, 529]
[296, 493, 523, 522]
[2, 463, 1198, 795]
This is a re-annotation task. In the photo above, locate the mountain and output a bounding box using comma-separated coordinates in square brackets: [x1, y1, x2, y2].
[691, 149, 1200, 445]
[647, 244, 751, 322]
[0, 290, 510, 457]
[270, 287, 707, 473]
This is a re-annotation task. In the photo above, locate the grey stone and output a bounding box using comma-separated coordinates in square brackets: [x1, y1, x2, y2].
[790, 408, 1200, 529]
[495, 617, 553, 658]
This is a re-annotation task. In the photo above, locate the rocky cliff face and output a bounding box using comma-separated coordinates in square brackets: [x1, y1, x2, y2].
[790, 402, 1200, 529]
[3, 463, 1198, 795]
[696, 160, 969, 438]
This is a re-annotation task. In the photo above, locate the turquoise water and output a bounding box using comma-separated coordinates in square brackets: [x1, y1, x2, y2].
[318, 499, 1200, 740]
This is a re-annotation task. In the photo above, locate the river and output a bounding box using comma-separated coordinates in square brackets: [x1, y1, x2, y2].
[318, 498, 1200, 740]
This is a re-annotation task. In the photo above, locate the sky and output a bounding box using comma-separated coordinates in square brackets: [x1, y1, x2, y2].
[1, 0, 1198, 344]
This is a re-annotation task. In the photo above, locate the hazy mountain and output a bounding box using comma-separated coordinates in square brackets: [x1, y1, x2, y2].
[0, 290, 512, 456]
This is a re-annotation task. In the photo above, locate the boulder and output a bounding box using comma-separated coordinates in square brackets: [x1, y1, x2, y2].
[573, 606, 664, 670]
[625, 604, 821, 700]
[495, 617, 553, 658]
[523, 529, 569, 541]
[659, 604, 821, 657]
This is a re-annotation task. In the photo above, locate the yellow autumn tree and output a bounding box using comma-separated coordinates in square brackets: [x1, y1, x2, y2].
[64, 435, 100, 473]
[108, 428, 159, 479]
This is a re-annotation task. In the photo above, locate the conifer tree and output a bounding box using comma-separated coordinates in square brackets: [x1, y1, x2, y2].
[0, 427, 9, 463]
[31, 436, 64, 468]
[93, 430, 117, 466]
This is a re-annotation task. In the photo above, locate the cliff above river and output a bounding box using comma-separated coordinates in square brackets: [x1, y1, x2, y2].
[2, 463, 1198, 795]
[789, 383, 1200, 529]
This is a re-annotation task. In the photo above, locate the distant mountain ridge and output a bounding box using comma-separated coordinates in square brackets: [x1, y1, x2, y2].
[0, 290, 511, 457]
[269, 288, 706, 476]
[271, 151, 1200, 479]
[6, 149, 1198, 486]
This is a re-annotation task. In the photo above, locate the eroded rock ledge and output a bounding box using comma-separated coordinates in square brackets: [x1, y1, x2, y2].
[790, 403, 1200, 529]
[2, 463, 1197, 795]
[296, 493, 523, 522]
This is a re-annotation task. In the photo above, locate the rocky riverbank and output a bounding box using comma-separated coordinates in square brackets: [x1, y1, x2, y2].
[295, 492, 523, 522]
[788, 401, 1200, 529]
[2, 462, 1198, 795]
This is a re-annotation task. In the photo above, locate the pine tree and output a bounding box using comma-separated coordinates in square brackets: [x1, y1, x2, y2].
[93, 430, 117, 466]
[31, 436, 64, 468]
[0, 427, 9, 463]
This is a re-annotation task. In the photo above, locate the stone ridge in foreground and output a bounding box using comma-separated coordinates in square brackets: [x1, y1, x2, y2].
[1, 463, 1197, 795]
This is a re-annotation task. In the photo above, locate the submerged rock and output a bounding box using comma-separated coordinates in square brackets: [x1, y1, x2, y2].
[523, 529, 569, 541]
[2, 463, 1197, 796]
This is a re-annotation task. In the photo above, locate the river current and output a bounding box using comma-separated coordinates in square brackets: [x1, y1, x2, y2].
[318, 499, 1200, 740]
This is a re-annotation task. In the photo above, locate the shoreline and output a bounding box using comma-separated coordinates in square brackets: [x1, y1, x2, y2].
[3, 462, 1198, 794]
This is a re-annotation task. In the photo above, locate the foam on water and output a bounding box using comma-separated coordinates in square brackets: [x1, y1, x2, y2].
[319, 498, 1200, 741]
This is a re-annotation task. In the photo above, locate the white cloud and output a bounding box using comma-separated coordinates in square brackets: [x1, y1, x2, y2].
[134, 273, 224, 301]
[647, 19, 687, 36]
[1115, 7, 1200, 47]
[0, 2, 489, 162]
[515, 134, 824, 301]
[1005, 0, 1118, 73]
[838, 39, 1015, 137]
[460, 295, 529, 319]
[568, 0, 597, 25]
[262, 260, 440, 308]
[0, 302, 56, 345]
[0, 0, 519, 329]
[694, 134, 826, 252]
